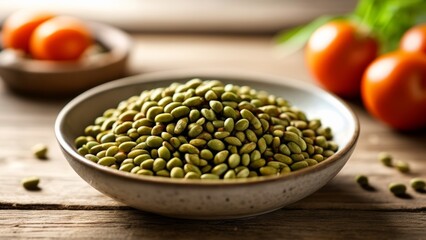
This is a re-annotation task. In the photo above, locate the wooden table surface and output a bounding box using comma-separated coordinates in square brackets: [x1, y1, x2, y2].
[1, 33, 425, 239]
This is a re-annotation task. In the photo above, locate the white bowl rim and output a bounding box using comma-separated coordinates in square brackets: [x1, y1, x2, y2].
[55, 69, 360, 187]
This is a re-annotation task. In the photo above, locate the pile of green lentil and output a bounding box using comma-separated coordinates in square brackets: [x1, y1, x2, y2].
[74, 79, 338, 179]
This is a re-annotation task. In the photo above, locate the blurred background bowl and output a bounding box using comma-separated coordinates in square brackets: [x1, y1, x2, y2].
[55, 70, 359, 219]
[0, 21, 132, 97]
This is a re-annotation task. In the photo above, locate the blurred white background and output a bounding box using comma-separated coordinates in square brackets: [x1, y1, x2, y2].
[0, 0, 357, 33]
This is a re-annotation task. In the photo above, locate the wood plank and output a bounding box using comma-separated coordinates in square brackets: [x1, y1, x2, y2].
[0, 209, 425, 239]
[128, 34, 313, 81]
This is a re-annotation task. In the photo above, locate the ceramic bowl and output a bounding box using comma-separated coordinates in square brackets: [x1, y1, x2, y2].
[0, 21, 131, 97]
[55, 70, 359, 219]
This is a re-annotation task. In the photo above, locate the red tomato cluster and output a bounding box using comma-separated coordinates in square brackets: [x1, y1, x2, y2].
[2, 10, 92, 61]
[306, 21, 426, 130]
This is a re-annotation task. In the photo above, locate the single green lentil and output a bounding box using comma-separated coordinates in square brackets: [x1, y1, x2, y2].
[118, 141, 136, 153]
[185, 153, 201, 166]
[170, 167, 184, 178]
[355, 175, 369, 186]
[114, 121, 133, 134]
[274, 153, 293, 164]
[224, 136, 242, 146]
[85, 154, 99, 163]
[209, 100, 223, 113]
[153, 158, 167, 172]
[114, 152, 127, 162]
[250, 150, 261, 162]
[389, 183, 407, 196]
[211, 163, 228, 176]
[96, 150, 106, 158]
[131, 166, 141, 174]
[183, 96, 204, 107]
[156, 169, 170, 177]
[179, 143, 200, 154]
[281, 166, 291, 174]
[228, 154, 241, 168]
[32, 143, 48, 159]
[195, 117, 206, 126]
[21, 177, 40, 190]
[185, 172, 201, 179]
[260, 166, 278, 176]
[75, 136, 88, 148]
[224, 118, 234, 132]
[116, 136, 132, 144]
[184, 163, 202, 175]
[322, 150, 335, 158]
[305, 159, 318, 166]
[201, 173, 220, 179]
[241, 153, 250, 166]
[395, 161, 410, 173]
[224, 170, 236, 179]
[188, 124, 203, 138]
[236, 168, 250, 178]
[174, 117, 188, 134]
[214, 131, 230, 139]
[248, 171, 258, 177]
[134, 154, 150, 165]
[267, 161, 286, 169]
[189, 139, 207, 147]
[377, 152, 393, 167]
[208, 139, 225, 151]
[239, 142, 256, 154]
[137, 169, 154, 176]
[119, 163, 135, 172]
[171, 106, 190, 118]
[155, 113, 174, 123]
[291, 161, 309, 171]
[200, 149, 214, 160]
[189, 109, 200, 122]
[235, 119, 249, 131]
[164, 102, 181, 113]
[287, 142, 302, 154]
[410, 178, 426, 191]
[122, 159, 134, 165]
[166, 157, 183, 170]
[98, 157, 116, 166]
[158, 146, 171, 160]
[250, 159, 266, 169]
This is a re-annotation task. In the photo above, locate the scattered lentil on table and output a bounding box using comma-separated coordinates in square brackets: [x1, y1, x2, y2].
[21, 177, 40, 190]
[32, 143, 48, 159]
[388, 183, 407, 196]
[410, 178, 426, 191]
[378, 152, 392, 167]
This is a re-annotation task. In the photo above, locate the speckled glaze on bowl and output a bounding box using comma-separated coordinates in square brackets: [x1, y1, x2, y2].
[0, 21, 131, 97]
[55, 70, 359, 219]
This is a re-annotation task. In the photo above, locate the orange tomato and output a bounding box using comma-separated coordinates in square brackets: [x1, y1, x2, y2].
[361, 51, 426, 130]
[400, 24, 426, 54]
[306, 20, 378, 98]
[29, 16, 92, 61]
[1, 10, 54, 53]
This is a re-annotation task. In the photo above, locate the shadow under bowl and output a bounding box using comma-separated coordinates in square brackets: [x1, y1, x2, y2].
[55, 69, 359, 219]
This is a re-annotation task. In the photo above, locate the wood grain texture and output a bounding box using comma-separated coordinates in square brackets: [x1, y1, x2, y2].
[0, 33, 425, 239]
[1, 210, 425, 240]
